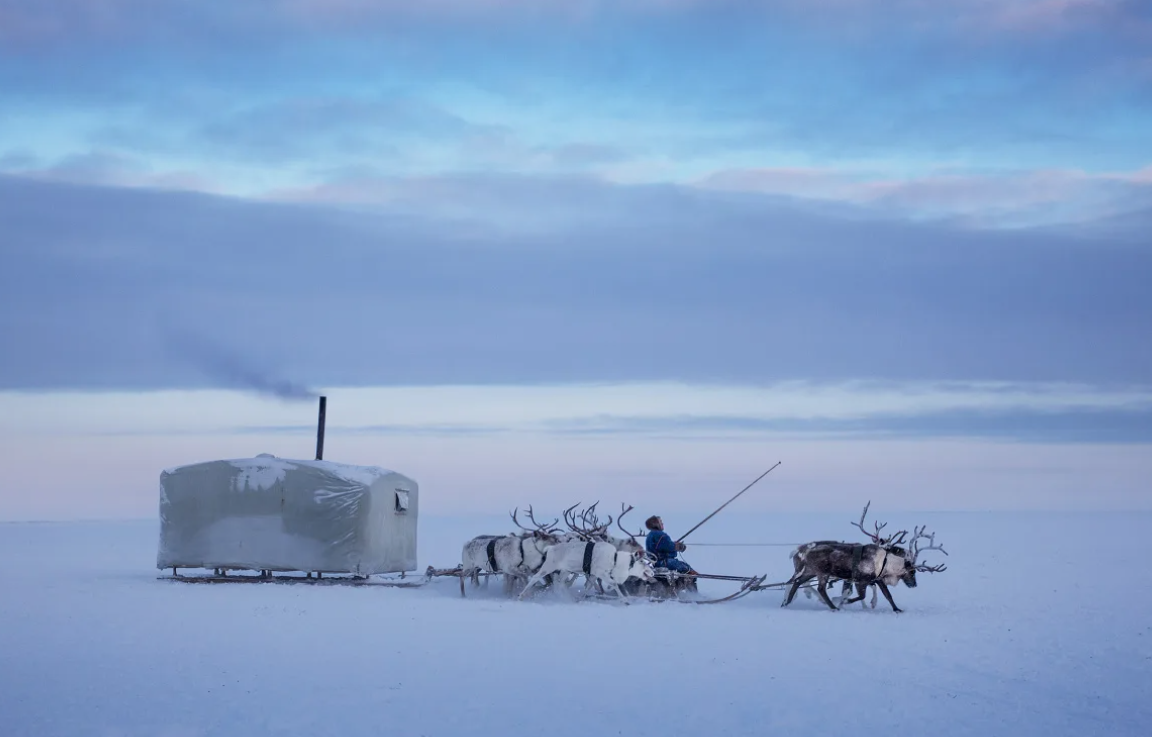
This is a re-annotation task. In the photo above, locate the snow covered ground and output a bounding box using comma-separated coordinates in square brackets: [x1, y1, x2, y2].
[2, 510, 1150, 737]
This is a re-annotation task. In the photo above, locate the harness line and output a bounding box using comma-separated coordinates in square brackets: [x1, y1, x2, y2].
[689, 543, 803, 547]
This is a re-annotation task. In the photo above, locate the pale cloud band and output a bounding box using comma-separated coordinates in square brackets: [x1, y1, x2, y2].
[4, 381, 1150, 443]
[2, 382, 1150, 520]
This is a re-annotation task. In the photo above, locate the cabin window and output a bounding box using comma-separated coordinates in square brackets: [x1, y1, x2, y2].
[394, 489, 410, 513]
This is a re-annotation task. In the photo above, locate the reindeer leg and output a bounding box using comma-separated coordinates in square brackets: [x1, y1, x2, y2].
[574, 577, 592, 602]
[842, 582, 867, 606]
[837, 579, 853, 607]
[518, 571, 548, 600]
[815, 575, 839, 611]
[876, 581, 902, 612]
[870, 584, 878, 609]
[607, 581, 629, 605]
[782, 575, 811, 607]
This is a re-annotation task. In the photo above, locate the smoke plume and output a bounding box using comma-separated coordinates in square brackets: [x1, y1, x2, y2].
[160, 323, 318, 401]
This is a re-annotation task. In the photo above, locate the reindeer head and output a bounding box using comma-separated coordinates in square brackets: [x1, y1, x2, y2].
[872, 542, 918, 588]
[879, 523, 948, 587]
[900, 565, 918, 588]
[629, 550, 656, 582]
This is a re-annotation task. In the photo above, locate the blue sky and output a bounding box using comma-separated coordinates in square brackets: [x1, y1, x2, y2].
[1, 0, 1150, 519]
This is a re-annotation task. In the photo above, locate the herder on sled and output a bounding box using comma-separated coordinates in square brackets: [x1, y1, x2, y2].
[645, 515, 699, 593]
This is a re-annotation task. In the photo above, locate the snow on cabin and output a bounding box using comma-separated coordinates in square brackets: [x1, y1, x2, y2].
[156, 453, 419, 575]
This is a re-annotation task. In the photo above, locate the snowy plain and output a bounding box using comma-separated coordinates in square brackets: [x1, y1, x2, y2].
[2, 510, 1150, 737]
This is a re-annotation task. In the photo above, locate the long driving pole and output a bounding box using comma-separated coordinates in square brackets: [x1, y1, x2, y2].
[676, 461, 782, 543]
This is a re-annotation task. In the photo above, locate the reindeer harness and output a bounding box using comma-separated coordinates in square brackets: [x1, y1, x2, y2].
[849, 544, 890, 582]
[876, 549, 890, 577]
[582, 542, 596, 575]
[486, 539, 498, 571]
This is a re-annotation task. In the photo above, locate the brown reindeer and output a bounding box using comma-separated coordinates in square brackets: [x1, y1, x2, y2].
[782, 503, 947, 612]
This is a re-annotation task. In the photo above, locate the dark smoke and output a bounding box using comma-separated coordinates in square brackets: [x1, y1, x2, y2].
[160, 323, 318, 401]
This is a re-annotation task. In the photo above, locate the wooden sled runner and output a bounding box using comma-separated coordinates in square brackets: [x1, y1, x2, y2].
[605, 570, 770, 605]
[158, 569, 428, 588]
[157, 565, 475, 588]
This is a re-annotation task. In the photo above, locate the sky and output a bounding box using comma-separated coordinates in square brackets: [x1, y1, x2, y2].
[1, 0, 1150, 520]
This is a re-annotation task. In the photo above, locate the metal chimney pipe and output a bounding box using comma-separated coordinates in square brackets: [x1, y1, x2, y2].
[315, 395, 327, 460]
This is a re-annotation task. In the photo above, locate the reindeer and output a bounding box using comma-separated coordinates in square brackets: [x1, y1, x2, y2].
[460, 507, 571, 596]
[790, 504, 915, 608]
[552, 502, 645, 592]
[782, 502, 947, 612]
[791, 516, 896, 607]
[518, 540, 656, 604]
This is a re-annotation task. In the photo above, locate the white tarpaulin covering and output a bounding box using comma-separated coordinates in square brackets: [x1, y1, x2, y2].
[157, 454, 419, 575]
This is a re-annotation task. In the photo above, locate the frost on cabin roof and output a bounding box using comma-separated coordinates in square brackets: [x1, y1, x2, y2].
[162, 453, 396, 491]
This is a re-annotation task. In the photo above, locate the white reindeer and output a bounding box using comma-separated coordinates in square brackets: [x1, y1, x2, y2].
[553, 502, 646, 591]
[460, 507, 580, 596]
[518, 540, 655, 604]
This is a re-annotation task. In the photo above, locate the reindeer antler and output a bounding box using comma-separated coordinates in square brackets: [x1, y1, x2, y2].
[849, 501, 910, 548]
[886, 529, 909, 547]
[580, 502, 613, 537]
[563, 502, 595, 540]
[511, 505, 559, 534]
[562, 502, 616, 540]
[524, 505, 560, 533]
[850, 501, 888, 544]
[617, 503, 644, 540]
[562, 503, 583, 534]
[510, 507, 531, 532]
[908, 524, 949, 573]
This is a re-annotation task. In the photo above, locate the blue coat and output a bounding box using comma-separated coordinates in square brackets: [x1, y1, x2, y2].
[646, 529, 679, 562]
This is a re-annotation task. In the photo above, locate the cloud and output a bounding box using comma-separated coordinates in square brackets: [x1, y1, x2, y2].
[2, 151, 215, 192]
[6, 380, 1152, 444]
[539, 408, 1152, 444]
[188, 96, 504, 165]
[698, 164, 1152, 226]
[2, 174, 1151, 393]
[2, 0, 1149, 201]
